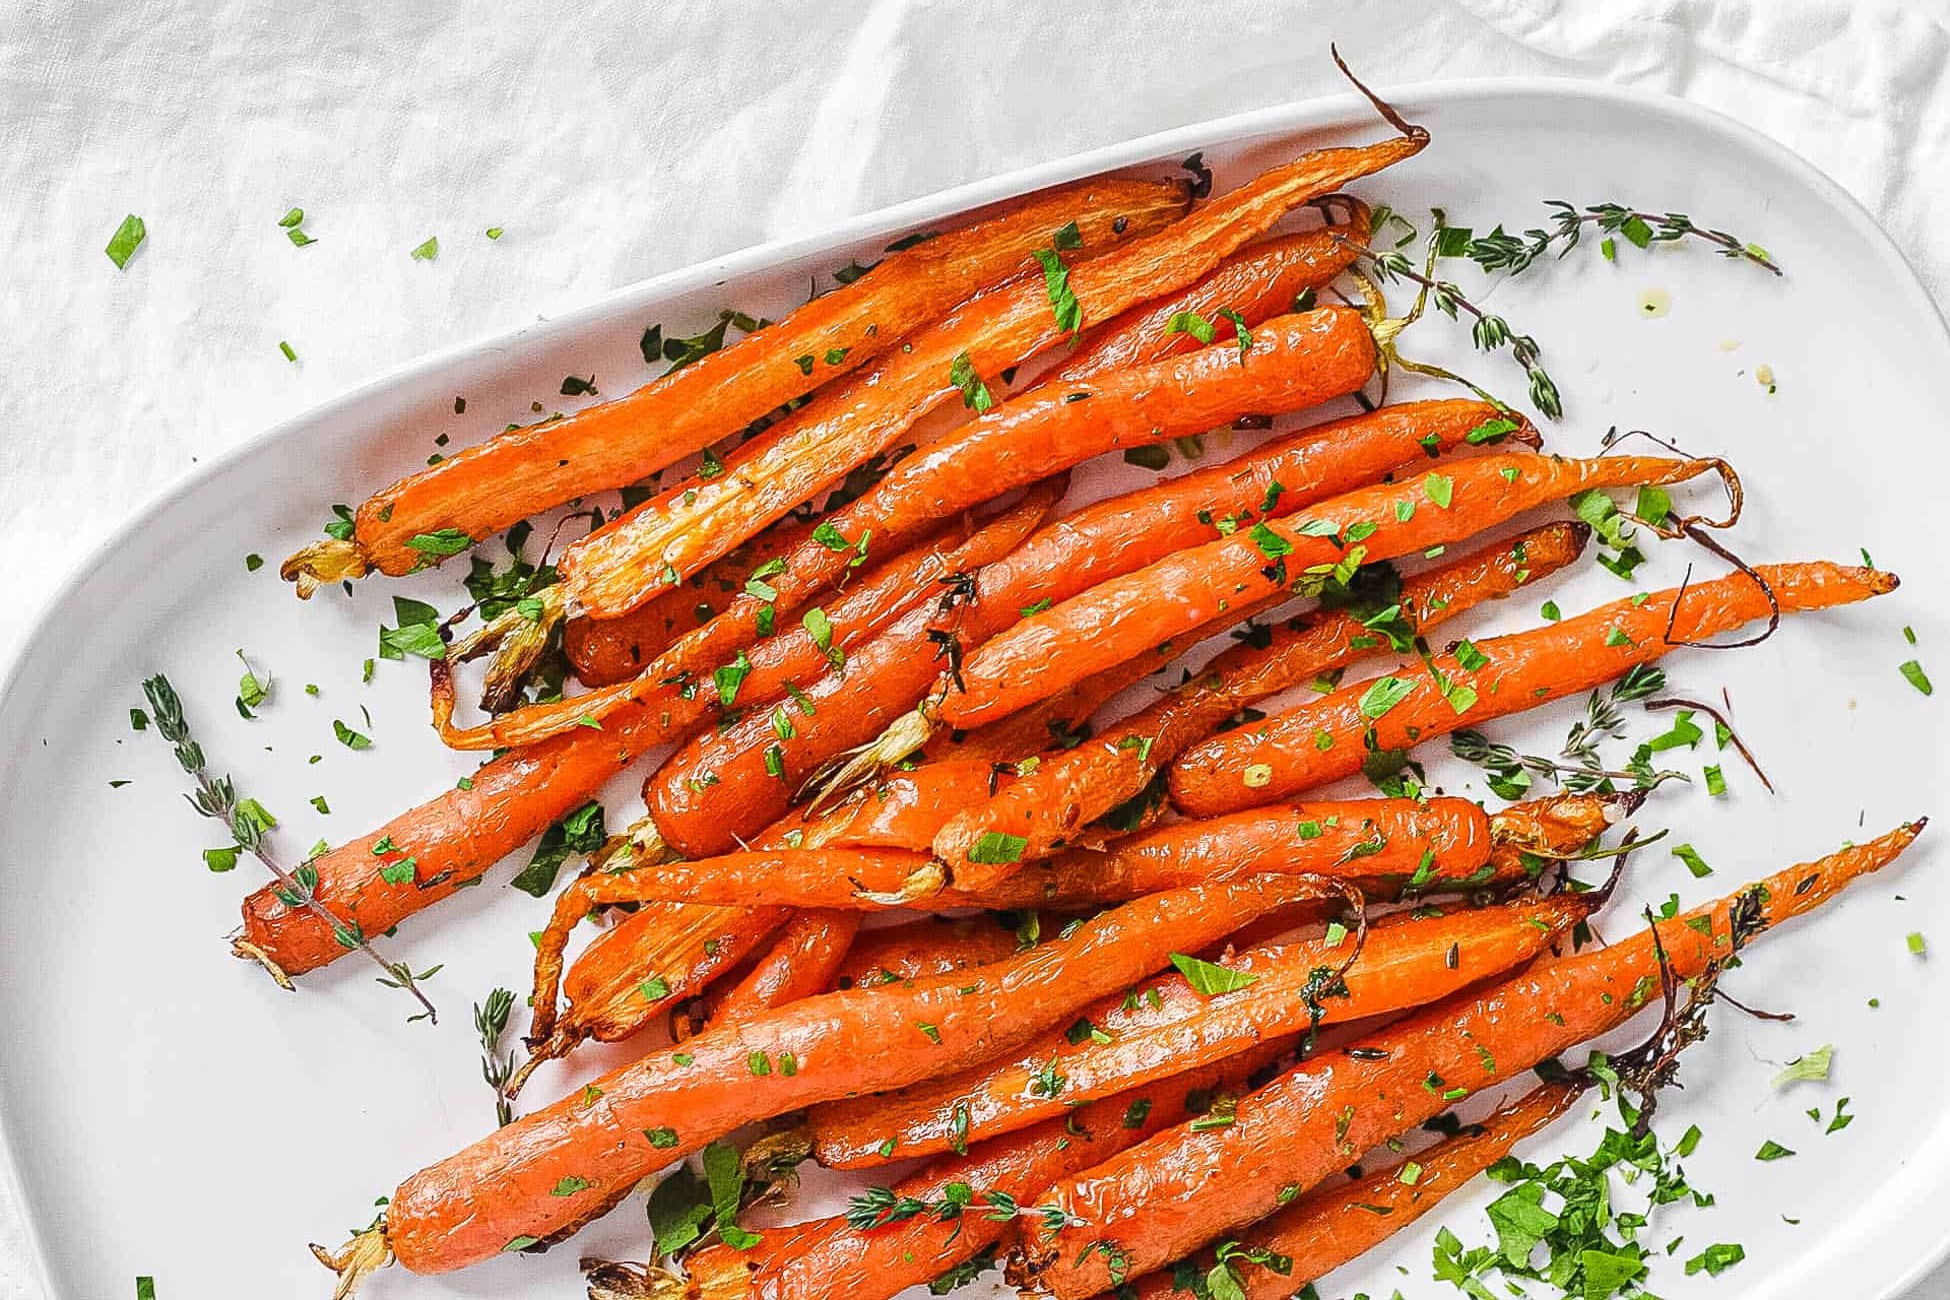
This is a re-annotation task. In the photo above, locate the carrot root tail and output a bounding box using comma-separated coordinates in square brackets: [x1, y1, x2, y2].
[310, 1224, 392, 1300]
[802, 707, 937, 814]
[228, 934, 294, 991]
[279, 538, 370, 600]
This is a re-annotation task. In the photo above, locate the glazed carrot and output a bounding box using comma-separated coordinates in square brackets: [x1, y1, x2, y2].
[943, 453, 1731, 729]
[565, 512, 820, 686]
[703, 910, 863, 1030]
[321, 874, 1347, 1281]
[935, 520, 1584, 869]
[811, 891, 1595, 1168]
[280, 178, 1187, 594]
[1169, 561, 1900, 818]
[683, 1048, 1288, 1300]
[831, 917, 1023, 989]
[1120, 1080, 1583, 1300]
[240, 515, 1026, 976]
[1021, 820, 1928, 1296]
[647, 400, 1518, 853]
[707, 227, 1368, 629]
[433, 473, 1058, 752]
[517, 903, 787, 1082]
[552, 131, 1425, 623]
[970, 792, 1623, 911]
[535, 847, 939, 912]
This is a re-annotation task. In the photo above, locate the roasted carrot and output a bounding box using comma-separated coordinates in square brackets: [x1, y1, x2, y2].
[969, 792, 1624, 911]
[280, 179, 1187, 595]
[705, 227, 1368, 630]
[240, 512, 1035, 977]
[682, 1047, 1289, 1300]
[646, 400, 1518, 853]
[552, 129, 1427, 623]
[1168, 561, 1900, 818]
[831, 917, 1024, 989]
[935, 520, 1584, 869]
[1119, 1079, 1583, 1300]
[565, 512, 820, 686]
[1020, 820, 1927, 1296]
[319, 874, 1348, 1281]
[703, 910, 863, 1030]
[811, 891, 1595, 1168]
[943, 453, 1733, 729]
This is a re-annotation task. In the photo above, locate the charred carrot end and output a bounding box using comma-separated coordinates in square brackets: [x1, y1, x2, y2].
[1167, 561, 1899, 818]
[933, 518, 1586, 873]
[1023, 823, 1925, 1297]
[288, 178, 1189, 592]
[1122, 1080, 1584, 1300]
[943, 453, 1720, 731]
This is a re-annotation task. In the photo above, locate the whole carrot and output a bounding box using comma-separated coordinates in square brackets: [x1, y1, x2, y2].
[681, 1047, 1289, 1300]
[239, 509, 1034, 977]
[970, 792, 1623, 911]
[943, 453, 1732, 729]
[315, 874, 1347, 1283]
[553, 128, 1425, 623]
[811, 891, 1595, 1168]
[280, 178, 1187, 594]
[1120, 1079, 1583, 1300]
[707, 227, 1367, 630]
[1168, 561, 1899, 818]
[1020, 820, 1927, 1296]
[935, 519, 1583, 870]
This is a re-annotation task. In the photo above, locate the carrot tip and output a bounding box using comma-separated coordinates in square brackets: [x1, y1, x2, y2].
[228, 935, 294, 990]
[279, 537, 369, 600]
[310, 1224, 391, 1300]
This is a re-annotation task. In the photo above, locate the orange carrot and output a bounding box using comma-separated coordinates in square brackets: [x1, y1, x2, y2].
[322, 874, 1347, 1280]
[1120, 1080, 1583, 1300]
[831, 917, 1024, 990]
[281, 178, 1187, 593]
[943, 453, 1730, 729]
[1021, 820, 1927, 1296]
[935, 519, 1584, 869]
[565, 513, 820, 686]
[682, 1047, 1289, 1300]
[811, 892, 1594, 1168]
[239, 513, 1029, 977]
[553, 130, 1424, 622]
[703, 910, 863, 1030]
[707, 227, 1368, 630]
[1168, 561, 1899, 818]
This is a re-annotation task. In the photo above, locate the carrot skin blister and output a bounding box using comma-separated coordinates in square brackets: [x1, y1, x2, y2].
[1025, 821, 1927, 1296]
[1168, 561, 1899, 817]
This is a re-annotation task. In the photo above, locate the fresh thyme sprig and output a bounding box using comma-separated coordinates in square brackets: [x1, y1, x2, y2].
[1450, 665, 1689, 797]
[1444, 201, 1782, 278]
[475, 987, 517, 1126]
[844, 1183, 1077, 1239]
[141, 673, 440, 1023]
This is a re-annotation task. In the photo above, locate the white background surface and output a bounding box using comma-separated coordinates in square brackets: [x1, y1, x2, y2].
[4, 1, 1950, 1297]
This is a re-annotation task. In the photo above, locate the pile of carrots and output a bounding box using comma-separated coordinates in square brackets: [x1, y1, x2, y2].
[251, 71, 1924, 1300]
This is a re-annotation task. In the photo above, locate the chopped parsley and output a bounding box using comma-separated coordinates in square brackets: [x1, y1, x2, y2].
[105, 214, 146, 269]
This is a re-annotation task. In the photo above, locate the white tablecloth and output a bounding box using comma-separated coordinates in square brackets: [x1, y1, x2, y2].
[2, 0, 1947, 1295]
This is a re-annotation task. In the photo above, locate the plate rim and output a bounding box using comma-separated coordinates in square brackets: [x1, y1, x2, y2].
[3, 75, 1947, 1300]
